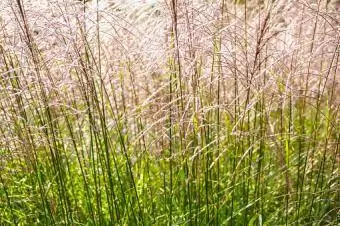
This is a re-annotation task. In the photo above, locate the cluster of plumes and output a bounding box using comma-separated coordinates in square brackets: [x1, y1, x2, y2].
[0, 0, 338, 152]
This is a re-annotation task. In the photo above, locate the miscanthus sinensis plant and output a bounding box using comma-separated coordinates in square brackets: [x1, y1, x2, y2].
[0, 0, 339, 225]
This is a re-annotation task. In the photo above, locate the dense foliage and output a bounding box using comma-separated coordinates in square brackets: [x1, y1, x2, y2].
[0, 0, 339, 225]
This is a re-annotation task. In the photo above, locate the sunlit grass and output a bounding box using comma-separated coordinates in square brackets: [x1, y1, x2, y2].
[0, 0, 339, 225]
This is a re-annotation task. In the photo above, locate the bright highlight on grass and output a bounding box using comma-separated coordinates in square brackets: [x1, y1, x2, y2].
[0, 0, 339, 225]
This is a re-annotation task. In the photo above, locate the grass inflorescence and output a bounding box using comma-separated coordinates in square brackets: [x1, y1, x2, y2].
[0, 0, 339, 225]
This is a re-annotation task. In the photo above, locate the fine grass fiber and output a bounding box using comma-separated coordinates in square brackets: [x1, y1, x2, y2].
[0, 0, 339, 225]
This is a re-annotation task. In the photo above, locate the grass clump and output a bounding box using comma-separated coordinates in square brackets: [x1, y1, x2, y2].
[0, 0, 339, 225]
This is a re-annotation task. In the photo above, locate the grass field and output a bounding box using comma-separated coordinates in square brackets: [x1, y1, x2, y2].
[0, 0, 339, 225]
